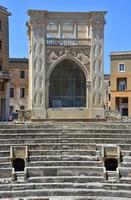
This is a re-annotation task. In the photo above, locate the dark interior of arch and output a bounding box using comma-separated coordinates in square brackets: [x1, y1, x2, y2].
[13, 158, 25, 172]
[49, 59, 86, 107]
[105, 158, 118, 171]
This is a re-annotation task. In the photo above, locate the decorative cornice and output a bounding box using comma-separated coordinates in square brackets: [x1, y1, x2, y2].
[110, 52, 131, 60]
[9, 58, 28, 64]
[0, 6, 11, 16]
[27, 10, 107, 23]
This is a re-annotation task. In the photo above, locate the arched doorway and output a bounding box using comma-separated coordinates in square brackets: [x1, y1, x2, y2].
[49, 59, 86, 107]
[13, 158, 25, 171]
[104, 158, 118, 171]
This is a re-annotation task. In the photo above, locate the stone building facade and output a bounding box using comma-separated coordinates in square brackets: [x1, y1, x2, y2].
[0, 5, 29, 120]
[9, 58, 28, 114]
[9, 58, 110, 116]
[110, 51, 131, 117]
[9, 57, 110, 118]
[27, 10, 106, 120]
[0, 6, 11, 121]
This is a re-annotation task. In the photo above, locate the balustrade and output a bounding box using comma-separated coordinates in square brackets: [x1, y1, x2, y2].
[46, 38, 90, 46]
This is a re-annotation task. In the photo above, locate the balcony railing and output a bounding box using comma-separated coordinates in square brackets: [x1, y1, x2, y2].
[0, 71, 10, 79]
[46, 38, 90, 46]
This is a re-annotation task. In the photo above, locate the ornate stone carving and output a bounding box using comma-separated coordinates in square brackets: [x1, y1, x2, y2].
[93, 76, 102, 90]
[45, 47, 90, 80]
[32, 35, 45, 108]
[34, 75, 43, 90]
[46, 47, 90, 62]
[34, 42, 43, 55]
[93, 58, 102, 73]
[34, 26, 44, 39]
[94, 26, 103, 40]
[34, 92, 43, 106]
[77, 51, 89, 65]
[94, 44, 102, 58]
[34, 58, 43, 72]
[46, 47, 90, 70]
[34, 41, 43, 55]
[93, 92, 102, 106]
[49, 51, 58, 64]
[92, 23, 104, 107]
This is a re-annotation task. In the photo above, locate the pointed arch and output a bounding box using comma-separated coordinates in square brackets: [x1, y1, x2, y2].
[49, 58, 86, 108]
[46, 54, 88, 82]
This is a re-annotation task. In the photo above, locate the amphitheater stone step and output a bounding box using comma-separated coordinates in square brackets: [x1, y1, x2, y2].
[0, 121, 131, 199]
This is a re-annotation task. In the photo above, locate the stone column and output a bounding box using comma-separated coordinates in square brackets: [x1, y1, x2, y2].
[58, 23, 62, 38]
[74, 23, 78, 38]
[28, 20, 47, 119]
[86, 25, 88, 39]
[90, 14, 106, 118]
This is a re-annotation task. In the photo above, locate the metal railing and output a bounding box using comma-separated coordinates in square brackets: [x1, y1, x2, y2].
[46, 38, 90, 46]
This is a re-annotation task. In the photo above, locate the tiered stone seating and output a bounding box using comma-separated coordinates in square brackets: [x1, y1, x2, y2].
[0, 122, 131, 199]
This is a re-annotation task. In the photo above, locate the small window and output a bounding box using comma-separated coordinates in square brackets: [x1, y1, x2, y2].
[0, 40, 2, 50]
[117, 78, 127, 91]
[109, 93, 111, 101]
[20, 70, 25, 79]
[119, 63, 125, 72]
[10, 88, 14, 97]
[20, 88, 25, 98]
[0, 20, 2, 30]
[108, 81, 110, 87]
[0, 82, 4, 91]
[0, 60, 2, 71]
[20, 105, 25, 110]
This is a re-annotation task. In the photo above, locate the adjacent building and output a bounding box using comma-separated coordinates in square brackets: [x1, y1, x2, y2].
[0, 6, 29, 120]
[110, 51, 131, 117]
[0, 6, 11, 121]
[9, 58, 28, 114]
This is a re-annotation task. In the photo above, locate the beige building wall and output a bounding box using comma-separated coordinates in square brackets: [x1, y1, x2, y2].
[110, 51, 131, 117]
[9, 58, 28, 114]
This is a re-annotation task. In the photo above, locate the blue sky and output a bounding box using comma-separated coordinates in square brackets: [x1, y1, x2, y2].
[1, 0, 131, 74]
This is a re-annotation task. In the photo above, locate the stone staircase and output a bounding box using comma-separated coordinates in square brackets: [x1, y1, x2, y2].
[0, 122, 131, 199]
